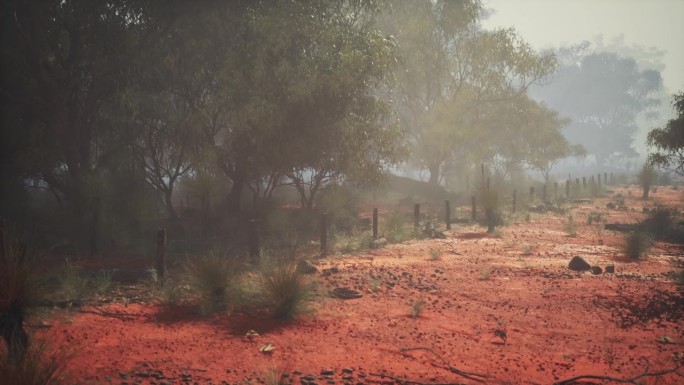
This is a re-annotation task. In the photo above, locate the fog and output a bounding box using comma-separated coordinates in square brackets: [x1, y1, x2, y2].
[1, 0, 682, 254]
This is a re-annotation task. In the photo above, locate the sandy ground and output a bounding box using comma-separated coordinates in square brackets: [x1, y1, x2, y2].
[32, 185, 683, 385]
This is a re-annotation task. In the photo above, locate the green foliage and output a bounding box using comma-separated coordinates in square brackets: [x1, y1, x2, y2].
[145, 270, 184, 307]
[182, 253, 244, 315]
[410, 298, 425, 319]
[428, 248, 443, 261]
[57, 260, 90, 304]
[565, 214, 577, 237]
[637, 163, 657, 200]
[479, 268, 492, 281]
[253, 257, 316, 319]
[332, 229, 373, 255]
[383, 212, 414, 244]
[476, 182, 503, 233]
[648, 91, 684, 176]
[0, 336, 71, 385]
[623, 231, 651, 260]
[316, 185, 360, 231]
[642, 204, 679, 240]
[587, 211, 604, 225]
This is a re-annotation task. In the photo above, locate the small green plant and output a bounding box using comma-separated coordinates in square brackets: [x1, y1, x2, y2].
[384, 212, 413, 244]
[587, 211, 604, 225]
[145, 269, 183, 306]
[262, 366, 288, 385]
[428, 248, 442, 261]
[367, 277, 382, 292]
[0, 336, 71, 385]
[479, 267, 492, 280]
[565, 214, 577, 237]
[410, 298, 425, 319]
[182, 253, 244, 315]
[254, 257, 316, 319]
[333, 229, 373, 254]
[623, 231, 651, 260]
[58, 259, 90, 304]
[521, 244, 533, 256]
[93, 271, 112, 295]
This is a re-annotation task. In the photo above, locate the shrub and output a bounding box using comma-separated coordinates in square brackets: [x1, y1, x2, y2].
[428, 248, 442, 261]
[332, 229, 373, 254]
[637, 163, 657, 200]
[587, 211, 604, 225]
[623, 231, 651, 260]
[383, 211, 413, 244]
[315, 185, 360, 232]
[410, 298, 425, 319]
[0, 336, 71, 385]
[57, 260, 90, 304]
[565, 214, 577, 237]
[144, 269, 184, 307]
[642, 204, 677, 239]
[182, 253, 244, 315]
[254, 257, 316, 319]
[476, 183, 503, 233]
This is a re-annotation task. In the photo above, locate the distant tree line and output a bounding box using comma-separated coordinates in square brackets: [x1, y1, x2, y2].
[2, 0, 670, 254]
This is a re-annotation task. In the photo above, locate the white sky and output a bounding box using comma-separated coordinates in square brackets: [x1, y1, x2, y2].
[482, 0, 684, 93]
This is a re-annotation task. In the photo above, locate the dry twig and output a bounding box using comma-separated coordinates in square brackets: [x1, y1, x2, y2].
[554, 360, 683, 384]
[400, 347, 488, 383]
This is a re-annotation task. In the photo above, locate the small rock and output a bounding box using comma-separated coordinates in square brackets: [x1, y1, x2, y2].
[568, 256, 591, 271]
[605, 265, 615, 274]
[371, 237, 388, 249]
[321, 370, 335, 376]
[342, 368, 353, 374]
[591, 266, 602, 275]
[297, 260, 317, 275]
[329, 287, 363, 300]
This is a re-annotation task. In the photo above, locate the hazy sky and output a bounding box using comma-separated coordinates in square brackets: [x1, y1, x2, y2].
[482, 0, 684, 93]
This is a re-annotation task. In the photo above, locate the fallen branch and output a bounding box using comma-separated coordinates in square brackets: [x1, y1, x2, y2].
[78, 305, 140, 320]
[369, 372, 465, 385]
[554, 361, 682, 385]
[400, 347, 488, 383]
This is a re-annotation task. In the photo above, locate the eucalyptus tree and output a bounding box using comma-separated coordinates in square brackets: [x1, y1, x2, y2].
[0, 0, 152, 253]
[378, 0, 556, 185]
[648, 91, 684, 175]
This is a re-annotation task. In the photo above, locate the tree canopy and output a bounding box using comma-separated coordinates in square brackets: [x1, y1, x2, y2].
[648, 92, 684, 175]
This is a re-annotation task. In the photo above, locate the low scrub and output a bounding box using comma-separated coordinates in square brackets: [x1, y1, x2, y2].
[253, 257, 316, 319]
[623, 231, 651, 260]
[383, 211, 414, 244]
[0, 336, 71, 385]
[182, 253, 244, 315]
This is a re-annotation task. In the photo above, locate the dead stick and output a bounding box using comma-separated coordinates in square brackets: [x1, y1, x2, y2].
[400, 347, 488, 383]
[368, 373, 465, 385]
[554, 361, 682, 385]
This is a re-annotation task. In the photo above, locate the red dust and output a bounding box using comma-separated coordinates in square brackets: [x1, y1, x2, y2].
[32, 185, 683, 384]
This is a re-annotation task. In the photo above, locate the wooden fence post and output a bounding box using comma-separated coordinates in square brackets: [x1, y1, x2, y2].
[445, 200, 451, 230]
[565, 180, 570, 198]
[156, 228, 166, 285]
[543, 184, 547, 202]
[512, 190, 517, 213]
[372, 208, 378, 239]
[582, 177, 586, 190]
[554, 182, 558, 200]
[414, 204, 420, 232]
[248, 219, 260, 260]
[529, 186, 535, 202]
[604, 172, 608, 185]
[471, 196, 476, 221]
[598, 173, 602, 188]
[320, 213, 328, 257]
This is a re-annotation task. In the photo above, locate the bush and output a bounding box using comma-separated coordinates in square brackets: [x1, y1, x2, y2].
[254, 257, 316, 319]
[410, 298, 425, 319]
[57, 260, 90, 304]
[0, 336, 71, 385]
[144, 269, 184, 307]
[383, 211, 414, 244]
[315, 185, 360, 231]
[642, 204, 677, 239]
[182, 253, 244, 315]
[475, 183, 503, 233]
[637, 163, 657, 200]
[623, 231, 651, 260]
[332, 229, 373, 254]
[565, 214, 577, 237]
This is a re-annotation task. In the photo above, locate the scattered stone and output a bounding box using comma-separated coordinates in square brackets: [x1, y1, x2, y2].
[329, 287, 363, 300]
[568, 256, 591, 272]
[606, 202, 616, 209]
[342, 368, 353, 374]
[591, 266, 602, 275]
[321, 370, 335, 376]
[297, 260, 318, 275]
[605, 265, 615, 274]
[371, 238, 388, 249]
[322, 267, 339, 276]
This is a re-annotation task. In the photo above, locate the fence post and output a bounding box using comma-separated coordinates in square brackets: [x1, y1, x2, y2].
[604, 172, 608, 186]
[582, 177, 586, 190]
[543, 184, 547, 202]
[445, 200, 451, 230]
[576, 178, 580, 195]
[471, 196, 476, 221]
[554, 182, 558, 201]
[512, 190, 517, 213]
[414, 204, 420, 232]
[248, 219, 260, 260]
[320, 213, 328, 257]
[598, 173, 602, 188]
[529, 186, 535, 202]
[372, 208, 378, 239]
[565, 180, 570, 198]
[156, 228, 166, 285]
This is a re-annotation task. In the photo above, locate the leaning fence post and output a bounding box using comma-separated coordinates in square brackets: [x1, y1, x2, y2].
[414, 204, 420, 233]
[156, 228, 166, 285]
[320, 213, 328, 257]
[372, 208, 379, 239]
[445, 200, 451, 230]
[248, 219, 260, 260]
[512, 190, 517, 213]
[471, 196, 476, 221]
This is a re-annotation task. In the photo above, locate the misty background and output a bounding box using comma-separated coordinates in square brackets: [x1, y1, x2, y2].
[1, 0, 681, 256]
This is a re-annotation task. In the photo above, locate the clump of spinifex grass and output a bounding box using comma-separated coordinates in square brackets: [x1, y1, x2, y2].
[623, 231, 651, 260]
[253, 256, 317, 319]
[182, 252, 244, 315]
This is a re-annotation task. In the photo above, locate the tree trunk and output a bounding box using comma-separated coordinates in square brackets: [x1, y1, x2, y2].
[428, 163, 440, 186]
[164, 189, 178, 220]
[226, 173, 245, 213]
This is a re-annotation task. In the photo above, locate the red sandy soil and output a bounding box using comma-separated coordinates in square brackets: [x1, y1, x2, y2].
[31, 185, 683, 385]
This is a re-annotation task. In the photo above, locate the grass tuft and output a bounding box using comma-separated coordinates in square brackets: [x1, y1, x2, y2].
[254, 257, 316, 319]
[182, 253, 244, 315]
